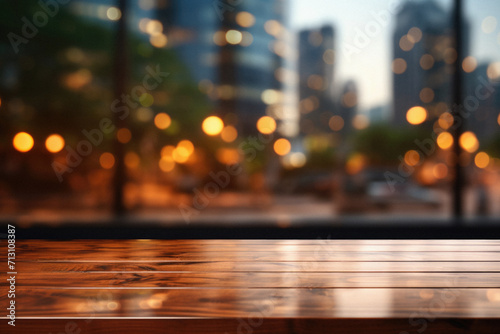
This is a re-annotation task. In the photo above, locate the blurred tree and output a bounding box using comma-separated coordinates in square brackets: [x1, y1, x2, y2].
[352, 124, 428, 165]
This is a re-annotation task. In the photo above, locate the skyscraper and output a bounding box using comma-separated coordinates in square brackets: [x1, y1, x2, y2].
[392, 0, 454, 127]
[298, 25, 335, 136]
[155, 0, 288, 136]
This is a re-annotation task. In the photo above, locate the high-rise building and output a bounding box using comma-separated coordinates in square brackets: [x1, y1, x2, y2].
[392, 0, 457, 127]
[336, 80, 357, 135]
[298, 25, 335, 136]
[465, 63, 500, 142]
[154, 0, 287, 136]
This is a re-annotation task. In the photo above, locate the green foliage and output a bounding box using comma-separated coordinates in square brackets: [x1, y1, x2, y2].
[352, 124, 428, 165]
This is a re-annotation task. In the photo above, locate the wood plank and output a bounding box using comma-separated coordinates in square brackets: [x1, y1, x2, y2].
[3, 287, 500, 318]
[14, 240, 500, 252]
[13, 251, 500, 261]
[14, 272, 500, 288]
[16, 261, 500, 273]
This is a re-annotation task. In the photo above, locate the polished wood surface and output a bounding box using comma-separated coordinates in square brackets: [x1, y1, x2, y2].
[2, 240, 500, 333]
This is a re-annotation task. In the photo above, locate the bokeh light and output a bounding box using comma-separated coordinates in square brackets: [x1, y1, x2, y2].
[117, 128, 132, 144]
[420, 54, 434, 70]
[221, 126, 238, 143]
[106, 7, 121, 21]
[154, 113, 171, 130]
[462, 56, 477, 73]
[161, 145, 175, 157]
[172, 148, 190, 164]
[329, 115, 344, 131]
[13, 132, 34, 153]
[399, 35, 414, 51]
[392, 58, 407, 74]
[433, 163, 448, 179]
[99, 152, 115, 169]
[273, 138, 291, 156]
[226, 30, 243, 45]
[202, 116, 224, 136]
[352, 114, 369, 129]
[346, 154, 366, 175]
[256, 116, 277, 134]
[216, 148, 240, 165]
[407, 27, 422, 43]
[459, 131, 479, 153]
[437, 132, 453, 150]
[419, 88, 434, 103]
[438, 112, 454, 130]
[159, 156, 175, 172]
[45, 134, 65, 153]
[176, 140, 194, 157]
[481, 16, 497, 34]
[406, 106, 427, 125]
[150, 34, 168, 48]
[236, 12, 255, 28]
[289, 152, 307, 168]
[475, 152, 490, 169]
[487, 62, 500, 82]
[404, 150, 421, 166]
[261, 89, 280, 105]
[124, 152, 140, 169]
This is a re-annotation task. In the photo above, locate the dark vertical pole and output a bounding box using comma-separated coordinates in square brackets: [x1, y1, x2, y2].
[112, 0, 128, 216]
[452, 0, 464, 222]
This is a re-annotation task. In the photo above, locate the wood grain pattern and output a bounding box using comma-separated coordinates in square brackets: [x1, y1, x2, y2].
[13, 272, 500, 288]
[2, 239, 499, 333]
[16, 261, 500, 273]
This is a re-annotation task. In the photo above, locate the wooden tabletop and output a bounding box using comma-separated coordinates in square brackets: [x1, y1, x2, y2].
[2, 239, 500, 333]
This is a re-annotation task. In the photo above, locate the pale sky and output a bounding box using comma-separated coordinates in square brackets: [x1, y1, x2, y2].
[289, 0, 500, 112]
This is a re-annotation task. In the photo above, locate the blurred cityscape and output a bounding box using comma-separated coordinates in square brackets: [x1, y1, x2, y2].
[1, 0, 500, 223]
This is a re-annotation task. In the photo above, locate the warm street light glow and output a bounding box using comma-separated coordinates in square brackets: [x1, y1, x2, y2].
[117, 128, 132, 144]
[406, 106, 427, 125]
[202, 116, 224, 136]
[438, 112, 454, 130]
[274, 138, 291, 156]
[475, 152, 490, 169]
[107, 7, 121, 21]
[459, 131, 479, 153]
[99, 152, 115, 169]
[433, 163, 448, 179]
[221, 126, 238, 143]
[462, 56, 477, 73]
[404, 150, 421, 166]
[13, 132, 34, 153]
[176, 140, 194, 157]
[236, 12, 255, 28]
[159, 156, 175, 172]
[256, 116, 276, 134]
[226, 30, 243, 44]
[161, 145, 175, 157]
[437, 132, 453, 150]
[45, 134, 65, 153]
[154, 113, 171, 130]
[125, 152, 140, 169]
